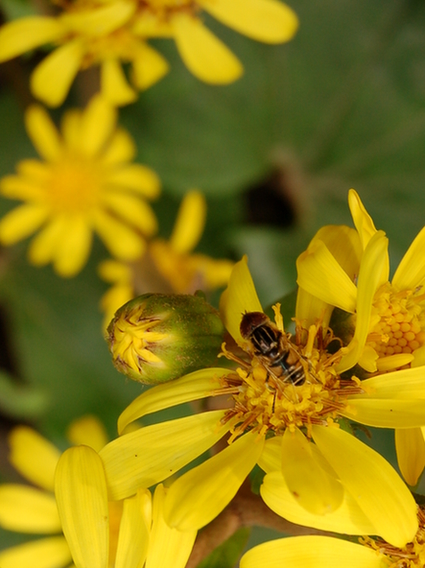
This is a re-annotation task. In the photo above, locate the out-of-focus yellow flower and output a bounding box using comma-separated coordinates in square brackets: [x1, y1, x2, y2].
[99, 190, 234, 329]
[0, 0, 170, 106]
[0, 95, 160, 277]
[0, 416, 107, 568]
[97, 257, 421, 548]
[296, 189, 425, 486]
[133, 0, 299, 84]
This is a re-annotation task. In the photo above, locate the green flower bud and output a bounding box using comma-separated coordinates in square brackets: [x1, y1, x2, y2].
[106, 292, 225, 384]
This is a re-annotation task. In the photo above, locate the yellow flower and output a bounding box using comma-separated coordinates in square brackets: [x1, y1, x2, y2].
[97, 257, 421, 548]
[0, 416, 107, 568]
[0, 0, 170, 106]
[0, 96, 160, 277]
[240, 506, 425, 568]
[55, 446, 197, 568]
[133, 0, 299, 84]
[99, 190, 234, 329]
[297, 189, 425, 485]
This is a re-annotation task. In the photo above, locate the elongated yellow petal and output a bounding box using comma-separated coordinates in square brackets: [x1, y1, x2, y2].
[100, 410, 229, 500]
[295, 286, 334, 331]
[101, 129, 135, 165]
[102, 192, 157, 235]
[145, 485, 197, 568]
[240, 535, 383, 568]
[342, 398, 425, 428]
[101, 58, 137, 106]
[25, 105, 62, 161]
[202, 0, 298, 44]
[0, 485, 61, 533]
[0, 204, 48, 245]
[261, 472, 377, 535]
[172, 14, 243, 84]
[106, 164, 161, 198]
[392, 225, 425, 291]
[0, 17, 65, 62]
[9, 426, 60, 491]
[165, 431, 264, 530]
[118, 368, 225, 434]
[219, 256, 263, 344]
[281, 428, 343, 515]
[170, 190, 206, 254]
[257, 435, 281, 473]
[309, 224, 363, 279]
[54, 216, 92, 277]
[79, 95, 116, 158]
[131, 42, 170, 90]
[395, 427, 425, 486]
[312, 425, 418, 547]
[31, 40, 84, 107]
[353, 367, 425, 398]
[115, 489, 150, 568]
[92, 209, 146, 260]
[55, 446, 109, 568]
[348, 189, 378, 250]
[0, 536, 71, 568]
[296, 240, 357, 313]
[27, 216, 68, 266]
[1, 173, 45, 200]
[66, 415, 109, 452]
[61, 0, 135, 36]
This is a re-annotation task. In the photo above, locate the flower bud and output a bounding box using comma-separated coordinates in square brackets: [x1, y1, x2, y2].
[106, 292, 225, 384]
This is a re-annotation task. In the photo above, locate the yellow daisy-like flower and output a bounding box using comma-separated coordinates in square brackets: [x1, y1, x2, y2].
[97, 256, 423, 548]
[133, 0, 299, 84]
[99, 189, 234, 328]
[297, 189, 425, 485]
[240, 506, 425, 568]
[0, 95, 160, 277]
[55, 446, 196, 568]
[0, 415, 107, 568]
[0, 0, 170, 106]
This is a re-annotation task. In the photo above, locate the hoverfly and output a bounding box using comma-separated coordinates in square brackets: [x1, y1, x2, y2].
[240, 311, 306, 386]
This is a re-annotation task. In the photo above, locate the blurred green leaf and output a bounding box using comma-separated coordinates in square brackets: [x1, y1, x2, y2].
[0, 369, 48, 419]
[198, 527, 251, 568]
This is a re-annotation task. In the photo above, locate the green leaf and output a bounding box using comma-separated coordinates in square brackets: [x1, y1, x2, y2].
[197, 527, 251, 568]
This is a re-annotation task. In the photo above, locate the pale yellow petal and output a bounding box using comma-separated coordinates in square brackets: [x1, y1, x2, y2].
[170, 190, 206, 254]
[0, 537, 71, 568]
[99, 410, 229, 500]
[0, 204, 48, 245]
[53, 216, 92, 277]
[79, 95, 117, 158]
[348, 189, 378, 250]
[9, 426, 60, 491]
[341, 398, 425, 428]
[392, 225, 425, 291]
[131, 42, 170, 90]
[375, 353, 414, 373]
[312, 424, 418, 547]
[202, 0, 298, 44]
[145, 485, 196, 568]
[219, 255, 263, 344]
[100, 128, 136, 165]
[240, 536, 384, 568]
[106, 164, 161, 198]
[309, 224, 362, 280]
[164, 431, 264, 530]
[66, 415, 109, 452]
[395, 427, 425, 486]
[31, 40, 85, 107]
[98, 259, 132, 284]
[0, 17, 65, 62]
[352, 367, 425, 399]
[101, 58, 137, 106]
[0, 484, 61, 533]
[55, 446, 109, 568]
[102, 192, 158, 236]
[118, 368, 225, 434]
[115, 489, 150, 568]
[295, 287, 334, 337]
[260, 472, 377, 535]
[92, 209, 146, 260]
[172, 14, 243, 84]
[25, 105, 62, 162]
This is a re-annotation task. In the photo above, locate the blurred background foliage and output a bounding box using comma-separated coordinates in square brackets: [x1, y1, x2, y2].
[1, 0, 425, 555]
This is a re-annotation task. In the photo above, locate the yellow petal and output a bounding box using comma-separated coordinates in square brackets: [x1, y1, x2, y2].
[79, 95, 116, 158]
[169, 190, 206, 254]
[240, 535, 383, 568]
[100, 128, 136, 165]
[0, 204, 48, 245]
[172, 14, 243, 84]
[27, 216, 67, 267]
[131, 42, 170, 90]
[202, 0, 298, 44]
[102, 192, 158, 236]
[145, 485, 197, 568]
[31, 40, 85, 107]
[0, 485, 61, 533]
[260, 472, 377, 535]
[9, 426, 60, 491]
[53, 216, 92, 277]
[219, 255, 263, 344]
[395, 427, 425, 486]
[0, 537, 71, 568]
[375, 353, 414, 373]
[92, 209, 146, 260]
[118, 368, 225, 434]
[55, 446, 109, 568]
[25, 105, 62, 162]
[115, 489, 150, 568]
[281, 428, 343, 515]
[0, 17, 65, 62]
[296, 240, 357, 313]
[0, 173, 45, 201]
[295, 287, 334, 331]
[101, 58, 137, 106]
[348, 189, 378, 250]
[100, 410, 229, 500]
[60, 0, 135, 36]
[312, 424, 418, 547]
[66, 415, 109, 452]
[353, 367, 425, 398]
[164, 431, 264, 530]
[342, 398, 425, 428]
[106, 164, 161, 199]
[257, 435, 281, 473]
[98, 259, 131, 283]
[392, 225, 425, 291]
